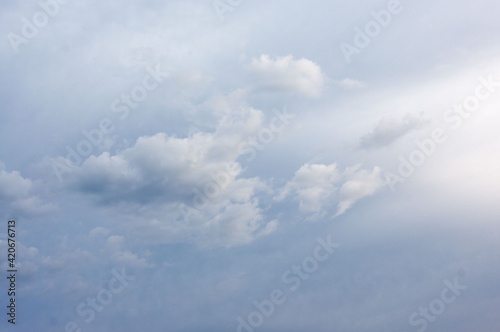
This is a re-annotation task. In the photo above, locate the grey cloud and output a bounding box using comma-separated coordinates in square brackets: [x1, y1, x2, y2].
[66, 106, 277, 247]
[360, 113, 430, 150]
[69, 105, 264, 204]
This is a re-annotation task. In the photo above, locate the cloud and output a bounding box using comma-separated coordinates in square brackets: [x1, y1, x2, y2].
[276, 163, 340, 213]
[70, 106, 264, 203]
[0, 162, 55, 217]
[249, 54, 325, 97]
[277, 163, 385, 218]
[66, 106, 277, 248]
[360, 113, 431, 149]
[334, 165, 385, 217]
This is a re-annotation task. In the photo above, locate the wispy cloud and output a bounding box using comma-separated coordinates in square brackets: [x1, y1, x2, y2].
[361, 113, 431, 149]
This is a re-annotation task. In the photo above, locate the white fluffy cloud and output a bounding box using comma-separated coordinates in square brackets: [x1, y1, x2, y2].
[335, 165, 385, 217]
[277, 163, 340, 213]
[249, 55, 325, 97]
[277, 163, 385, 217]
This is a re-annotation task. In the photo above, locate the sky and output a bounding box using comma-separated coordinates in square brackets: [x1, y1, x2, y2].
[1, 0, 500, 331]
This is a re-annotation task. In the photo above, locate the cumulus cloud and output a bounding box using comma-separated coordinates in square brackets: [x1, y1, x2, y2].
[249, 54, 325, 97]
[66, 106, 277, 248]
[71, 106, 264, 202]
[277, 163, 385, 218]
[361, 113, 430, 149]
[0, 163, 55, 217]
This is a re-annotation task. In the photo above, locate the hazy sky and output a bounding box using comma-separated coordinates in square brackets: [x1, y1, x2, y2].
[1, 0, 500, 331]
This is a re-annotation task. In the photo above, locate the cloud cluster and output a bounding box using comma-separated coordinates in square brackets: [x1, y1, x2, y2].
[66, 106, 276, 248]
[2, 0, 500, 330]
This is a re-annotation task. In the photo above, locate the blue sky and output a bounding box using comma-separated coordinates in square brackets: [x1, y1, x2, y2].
[1, 0, 500, 331]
